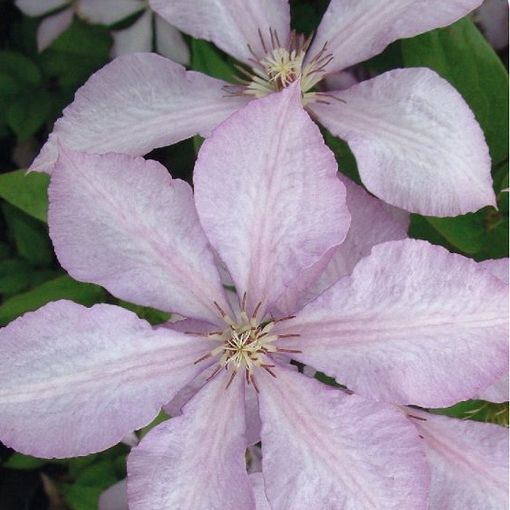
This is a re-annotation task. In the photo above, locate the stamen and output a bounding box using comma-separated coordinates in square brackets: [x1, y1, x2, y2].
[225, 370, 237, 390]
[276, 347, 302, 354]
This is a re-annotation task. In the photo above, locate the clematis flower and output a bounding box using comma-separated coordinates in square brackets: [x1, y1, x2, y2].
[30, 0, 495, 217]
[15, 0, 189, 64]
[0, 87, 507, 508]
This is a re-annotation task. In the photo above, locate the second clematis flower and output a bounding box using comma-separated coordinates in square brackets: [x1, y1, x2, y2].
[30, 0, 495, 217]
[0, 87, 507, 509]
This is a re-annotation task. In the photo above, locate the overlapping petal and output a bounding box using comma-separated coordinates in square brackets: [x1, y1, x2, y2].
[111, 11, 152, 57]
[408, 409, 508, 509]
[0, 300, 210, 458]
[277, 175, 409, 314]
[37, 7, 73, 51]
[477, 258, 509, 402]
[257, 366, 429, 509]
[309, 68, 494, 216]
[49, 149, 228, 324]
[276, 239, 508, 407]
[308, 0, 482, 74]
[99, 481, 128, 510]
[150, 0, 290, 65]
[128, 371, 253, 510]
[15, 0, 67, 17]
[154, 14, 190, 65]
[195, 84, 349, 316]
[30, 54, 248, 173]
[78, 0, 141, 25]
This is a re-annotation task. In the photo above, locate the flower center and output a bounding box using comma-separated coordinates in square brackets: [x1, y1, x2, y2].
[226, 29, 333, 105]
[191, 296, 300, 390]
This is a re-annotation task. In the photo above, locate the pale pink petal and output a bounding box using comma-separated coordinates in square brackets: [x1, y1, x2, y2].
[277, 175, 409, 314]
[111, 11, 152, 57]
[30, 54, 248, 173]
[149, 0, 290, 65]
[99, 480, 128, 510]
[479, 258, 509, 283]
[49, 149, 229, 324]
[15, 0, 67, 17]
[257, 366, 429, 509]
[276, 239, 509, 407]
[477, 258, 509, 402]
[195, 84, 350, 316]
[309, 0, 483, 74]
[128, 371, 254, 510]
[0, 300, 211, 458]
[78, 0, 142, 25]
[309, 68, 494, 216]
[154, 14, 190, 65]
[250, 473, 271, 510]
[37, 7, 73, 51]
[408, 409, 508, 510]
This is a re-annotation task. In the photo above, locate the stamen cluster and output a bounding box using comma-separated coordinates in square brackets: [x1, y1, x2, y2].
[192, 295, 300, 391]
[227, 29, 333, 105]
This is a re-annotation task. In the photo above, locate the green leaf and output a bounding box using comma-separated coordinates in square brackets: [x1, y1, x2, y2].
[0, 51, 41, 88]
[118, 300, 171, 325]
[0, 258, 33, 296]
[425, 213, 486, 255]
[401, 17, 509, 165]
[2, 203, 53, 267]
[0, 275, 105, 325]
[3, 453, 46, 470]
[322, 129, 361, 184]
[40, 19, 112, 91]
[61, 483, 101, 510]
[191, 39, 235, 82]
[433, 400, 509, 426]
[0, 169, 49, 222]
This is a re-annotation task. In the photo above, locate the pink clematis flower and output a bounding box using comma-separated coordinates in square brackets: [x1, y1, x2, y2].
[30, 0, 495, 217]
[15, 0, 189, 64]
[0, 87, 507, 508]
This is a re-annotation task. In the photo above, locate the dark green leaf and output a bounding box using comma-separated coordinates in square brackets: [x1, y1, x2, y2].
[401, 17, 509, 165]
[0, 51, 41, 88]
[6, 89, 51, 140]
[0, 169, 49, 222]
[2, 203, 52, 267]
[425, 213, 486, 255]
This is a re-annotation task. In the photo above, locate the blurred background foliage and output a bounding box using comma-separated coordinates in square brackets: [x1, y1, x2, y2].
[0, 0, 508, 508]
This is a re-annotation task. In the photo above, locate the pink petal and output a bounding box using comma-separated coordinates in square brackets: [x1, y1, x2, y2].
[276, 239, 509, 407]
[309, 68, 494, 216]
[277, 175, 409, 314]
[250, 473, 271, 510]
[78, 0, 142, 25]
[408, 409, 508, 510]
[15, 0, 67, 17]
[111, 11, 152, 57]
[309, 0, 483, 74]
[149, 0, 290, 65]
[194, 84, 350, 316]
[477, 258, 509, 402]
[30, 54, 248, 173]
[479, 258, 509, 283]
[154, 14, 190, 65]
[476, 0, 509, 50]
[37, 7, 73, 51]
[0, 300, 211, 458]
[128, 370, 254, 510]
[99, 480, 128, 510]
[257, 365, 429, 509]
[49, 149, 228, 324]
